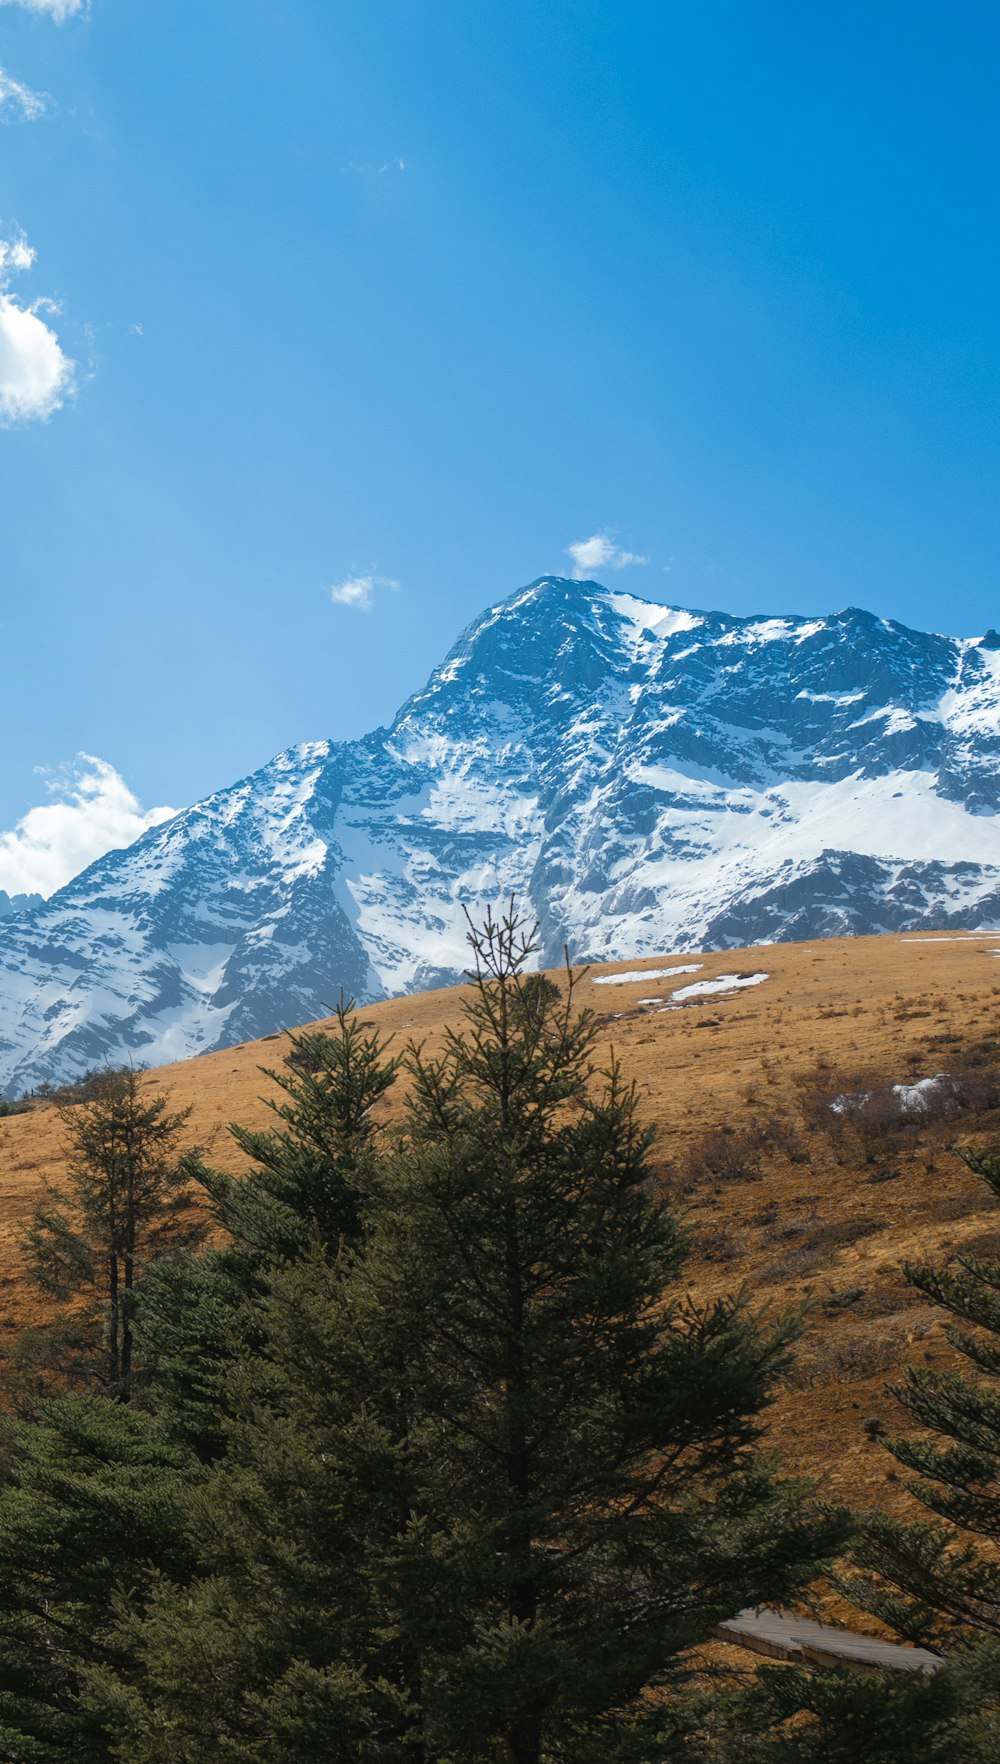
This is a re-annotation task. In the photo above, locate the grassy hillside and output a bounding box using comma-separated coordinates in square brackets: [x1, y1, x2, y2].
[2, 928, 998, 1511]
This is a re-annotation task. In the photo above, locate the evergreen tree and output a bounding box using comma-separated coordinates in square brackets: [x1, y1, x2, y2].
[21, 1068, 203, 1402]
[138, 1007, 399, 1458]
[0, 1395, 193, 1762]
[180, 1009, 399, 1270]
[0, 1022, 399, 1760]
[98, 908, 846, 1762]
[92, 1282, 417, 1761]
[703, 1652, 986, 1763]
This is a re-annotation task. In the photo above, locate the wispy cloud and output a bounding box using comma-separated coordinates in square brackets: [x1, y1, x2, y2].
[565, 532, 648, 579]
[0, 755, 175, 899]
[329, 573, 400, 612]
[0, 229, 74, 423]
[346, 156, 408, 177]
[0, 67, 45, 121]
[0, 0, 87, 18]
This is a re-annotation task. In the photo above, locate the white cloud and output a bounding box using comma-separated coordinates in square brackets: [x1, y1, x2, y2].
[565, 532, 648, 579]
[329, 573, 400, 611]
[0, 0, 87, 18]
[0, 67, 45, 120]
[0, 755, 176, 899]
[0, 234, 35, 275]
[0, 230, 74, 423]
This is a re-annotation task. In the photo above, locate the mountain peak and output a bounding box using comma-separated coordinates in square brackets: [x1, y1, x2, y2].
[0, 579, 998, 1095]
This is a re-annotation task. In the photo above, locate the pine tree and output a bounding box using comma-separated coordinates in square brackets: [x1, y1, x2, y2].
[703, 1653, 979, 1763]
[138, 1007, 399, 1458]
[201, 1007, 399, 1262]
[0, 1023, 400, 1760]
[98, 908, 846, 1762]
[91, 1286, 417, 1762]
[0, 1395, 193, 1762]
[352, 909, 845, 1761]
[21, 1067, 203, 1402]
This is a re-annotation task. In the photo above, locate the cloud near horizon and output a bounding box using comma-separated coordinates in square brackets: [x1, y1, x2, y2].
[0, 756, 176, 899]
[565, 532, 648, 578]
[329, 572, 400, 611]
[0, 231, 75, 424]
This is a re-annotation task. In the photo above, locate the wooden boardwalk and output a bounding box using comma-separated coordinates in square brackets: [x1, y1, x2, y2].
[717, 1607, 942, 1675]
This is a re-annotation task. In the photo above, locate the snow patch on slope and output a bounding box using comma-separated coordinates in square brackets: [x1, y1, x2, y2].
[608, 592, 702, 650]
[592, 964, 702, 985]
[668, 971, 770, 1003]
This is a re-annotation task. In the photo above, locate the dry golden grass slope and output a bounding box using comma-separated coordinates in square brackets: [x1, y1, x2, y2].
[3, 929, 1000, 1511]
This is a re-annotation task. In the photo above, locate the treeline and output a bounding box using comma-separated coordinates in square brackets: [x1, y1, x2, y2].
[0, 909, 997, 1758]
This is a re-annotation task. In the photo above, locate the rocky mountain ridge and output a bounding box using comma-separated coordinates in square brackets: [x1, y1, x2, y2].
[2, 575, 999, 1094]
[0, 893, 44, 921]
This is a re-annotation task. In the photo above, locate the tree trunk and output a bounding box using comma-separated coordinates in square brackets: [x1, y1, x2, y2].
[121, 1248, 134, 1404]
[108, 1253, 120, 1397]
[503, 1187, 542, 1764]
[510, 1713, 543, 1764]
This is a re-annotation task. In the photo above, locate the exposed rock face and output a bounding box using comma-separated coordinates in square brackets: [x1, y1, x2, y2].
[0, 893, 43, 921]
[2, 576, 999, 1094]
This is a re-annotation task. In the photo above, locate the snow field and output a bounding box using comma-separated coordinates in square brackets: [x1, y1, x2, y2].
[592, 963, 703, 986]
[666, 971, 770, 1004]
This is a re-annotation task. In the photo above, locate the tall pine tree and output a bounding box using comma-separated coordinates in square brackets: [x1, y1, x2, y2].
[97, 908, 845, 1762]
[21, 1067, 203, 1403]
[138, 1006, 399, 1458]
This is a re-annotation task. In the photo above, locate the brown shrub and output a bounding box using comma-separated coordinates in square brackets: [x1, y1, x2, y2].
[787, 1326, 906, 1389]
[686, 1124, 764, 1185]
[794, 1058, 1000, 1168]
[759, 1215, 882, 1284]
[696, 1226, 745, 1263]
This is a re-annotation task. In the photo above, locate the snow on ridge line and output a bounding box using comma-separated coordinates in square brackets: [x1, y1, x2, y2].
[592, 964, 703, 985]
[606, 591, 703, 642]
[716, 618, 825, 647]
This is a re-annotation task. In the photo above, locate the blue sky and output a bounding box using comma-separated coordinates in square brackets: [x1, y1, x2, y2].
[0, 0, 998, 893]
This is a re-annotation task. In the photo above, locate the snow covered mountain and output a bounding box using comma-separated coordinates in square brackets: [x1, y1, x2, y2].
[3, 575, 1000, 1095]
[0, 893, 43, 921]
